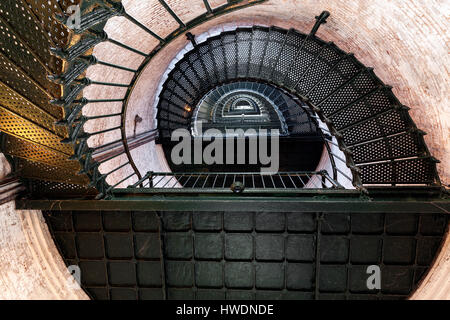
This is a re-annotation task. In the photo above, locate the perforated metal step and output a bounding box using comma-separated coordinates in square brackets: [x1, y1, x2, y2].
[0, 0, 94, 196]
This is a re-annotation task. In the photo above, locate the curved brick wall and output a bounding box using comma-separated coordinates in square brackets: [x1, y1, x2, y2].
[0, 154, 88, 299]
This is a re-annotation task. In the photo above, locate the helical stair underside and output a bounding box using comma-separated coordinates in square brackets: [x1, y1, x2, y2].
[191, 82, 296, 136]
[0, 0, 441, 200]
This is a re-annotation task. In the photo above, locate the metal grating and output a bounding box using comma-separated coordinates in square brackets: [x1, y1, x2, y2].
[0, 0, 63, 73]
[3, 135, 80, 171]
[349, 132, 426, 165]
[44, 210, 449, 300]
[28, 179, 98, 197]
[328, 85, 395, 129]
[359, 157, 437, 185]
[0, 13, 60, 96]
[16, 158, 89, 185]
[23, 0, 78, 49]
[0, 106, 73, 154]
[341, 109, 411, 146]
[157, 26, 439, 187]
[0, 81, 67, 137]
[0, 51, 61, 117]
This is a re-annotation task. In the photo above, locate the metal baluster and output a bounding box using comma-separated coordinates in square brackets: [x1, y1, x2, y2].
[296, 173, 305, 188]
[287, 173, 297, 188]
[96, 59, 138, 73]
[108, 38, 149, 57]
[212, 174, 218, 189]
[158, 0, 186, 28]
[269, 174, 276, 188]
[192, 174, 201, 188]
[161, 175, 175, 188]
[153, 174, 167, 187]
[121, 11, 165, 42]
[202, 174, 210, 188]
[182, 175, 193, 187]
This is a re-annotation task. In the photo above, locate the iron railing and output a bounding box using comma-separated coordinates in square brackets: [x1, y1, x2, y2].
[123, 171, 343, 193]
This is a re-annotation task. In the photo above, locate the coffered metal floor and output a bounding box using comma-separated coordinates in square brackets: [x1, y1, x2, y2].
[44, 210, 448, 300]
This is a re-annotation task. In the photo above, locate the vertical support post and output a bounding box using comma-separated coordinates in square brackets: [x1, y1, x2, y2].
[203, 0, 212, 14]
[186, 32, 197, 48]
[149, 171, 154, 188]
[310, 11, 330, 36]
[158, 0, 186, 28]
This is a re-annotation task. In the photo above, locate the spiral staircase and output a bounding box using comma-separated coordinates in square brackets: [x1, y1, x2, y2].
[0, 0, 448, 300]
